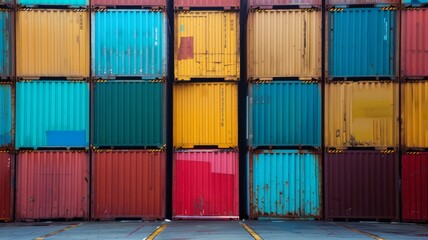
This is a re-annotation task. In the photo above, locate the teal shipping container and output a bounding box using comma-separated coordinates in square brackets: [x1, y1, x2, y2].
[17, 0, 88, 7]
[92, 10, 166, 80]
[93, 81, 164, 148]
[248, 81, 321, 148]
[248, 150, 321, 219]
[0, 84, 12, 149]
[403, 0, 428, 5]
[0, 11, 12, 79]
[16, 81, 89, 149]
[328, 8, 397, 79]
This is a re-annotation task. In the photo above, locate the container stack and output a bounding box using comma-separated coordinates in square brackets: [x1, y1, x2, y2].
[0, 0, 14, 223]
[247, 0, 322, 220]
[90, 0, 167, 220]
[401, 1, 428, 222]
[325, 0, 400, 221]
[13, 0, 91, 221]
[172, 0, 240, 219]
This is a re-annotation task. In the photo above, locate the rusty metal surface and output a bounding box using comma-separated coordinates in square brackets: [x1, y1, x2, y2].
[0, 152, 12, 221]
[92, 150, 166, 220]
[91, 0, 165, 7]
[15, 151, 89, 221]
[325, 150, 399, 221]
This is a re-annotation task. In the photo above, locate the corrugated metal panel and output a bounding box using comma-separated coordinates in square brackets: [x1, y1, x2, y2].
[248, 10, 321, 80]
[173, 82, 238, 148]
[0, 11, 12, 78]
[0, 84, 12, 149]
[249, 0, 322, 7]
[173, 150, 239, 219]
[401, 9, 428, 78]
[249, 150, 321, 219]
[16, 10, 90, 79]
[248, 81, 321, 147]
[93, 81, 164, 148]
[403, 0, 428, 6]
[327, 8, 397, 79]
[325, 82, 398, 149]
[17, 0, 88, 7]
[174, 0, 239, 9]
[402, 153, 428, 222]
[0, 152, 11, 221]
[0, 0, 13, 5]
[92, 10, 166, 79]
[325, 151, 399, 220]
[328, 0, 399, 5]
[402, 82, 428, 148]
[92, 150, 165, 220]
[16, 81, 89, 149]
[91, 0, 166, 7]
[175, 11, 239, 81]
[16, 151, 89, 220]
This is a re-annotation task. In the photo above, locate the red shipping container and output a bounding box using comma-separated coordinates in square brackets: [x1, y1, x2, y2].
[16, 151, 89, 221]
[92, 150, 166, 220]
[173, 150, 239, 219]
[249, 0, 321, 7]
[402, 9, 428, 78]
[0, 152, 12, 222]
[91, 0, 165, 7]
[325, 151, 399, 221]
[174, 0, 239, 9]
[402, 153, 428, 222]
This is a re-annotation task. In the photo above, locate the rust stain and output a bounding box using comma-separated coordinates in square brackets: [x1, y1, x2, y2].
[178, 37, 194, 60]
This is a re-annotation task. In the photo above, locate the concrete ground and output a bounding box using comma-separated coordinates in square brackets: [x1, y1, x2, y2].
[0, 220, 427, 239]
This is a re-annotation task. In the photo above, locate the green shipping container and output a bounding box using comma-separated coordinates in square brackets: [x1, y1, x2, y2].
[93, 81, 164, 148]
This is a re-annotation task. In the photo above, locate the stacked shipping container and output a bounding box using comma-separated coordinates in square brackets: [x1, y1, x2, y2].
[14, 0, 91, 220]
[401, 5, 428, 222]
[247, 0, 322, 220]
[325, 0, 400, 221]
[90, 1, 167, 220]
[172, 0, 240, 219]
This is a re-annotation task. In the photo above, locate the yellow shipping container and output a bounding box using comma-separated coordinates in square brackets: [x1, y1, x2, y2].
[325, 81, 398, 149]
[402, 82, 428, 148]
[175, 11, 239, 81]
[247, 9, 321, 80]
[16, 10, 90, 79]
[173, 82, 238, 148]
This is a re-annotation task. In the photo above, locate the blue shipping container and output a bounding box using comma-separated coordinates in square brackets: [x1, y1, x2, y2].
[17, 0, 88, 6]
[0, 11, 12, 78]
[249, 150, 321, 219]
[16, 81, 89, 149]
[248, 81, 321, 147]
[403, 0, 428, 5]
[92, 10, 166, 79]
[328, 8, 397, 79]
[0, 84, 12, 148]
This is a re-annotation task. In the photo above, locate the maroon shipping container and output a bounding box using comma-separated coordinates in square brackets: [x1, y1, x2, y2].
[325, 150, 399, 221]
[249, 0, 321, 8]
[92, 150, 166, 220]
[0, 152, 12, 222]
[327, 0, 399, 5]
[91, 0, 165, 7]
[402, 153, 428, 222]
[173, 150, 239, 219]
[174, 0, 239, 9]
[16, 151, 89, 221]
[402, 9, 428, 78]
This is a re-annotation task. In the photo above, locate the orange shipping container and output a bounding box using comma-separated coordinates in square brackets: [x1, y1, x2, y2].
[92, 150, 166, 220]
[16, 10, 90, 79]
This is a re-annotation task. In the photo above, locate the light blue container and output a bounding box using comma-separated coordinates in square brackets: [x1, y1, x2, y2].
[328, 8, 397, 79]
[16, 81, 89, 149]
[17, 0, 88, 7]
[0, 11, 12, 78]
[0, 84, 12, 148]
[248, 81, 321, 148]
[249, 150, 321, 219]
[403, 0, 428, 5]
[92, 10, 166, 79]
